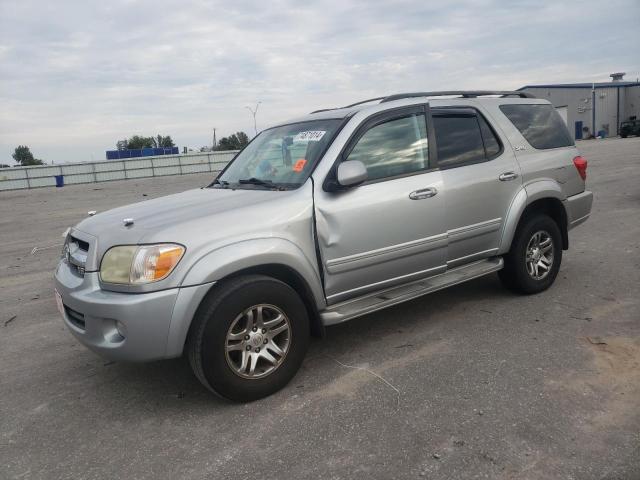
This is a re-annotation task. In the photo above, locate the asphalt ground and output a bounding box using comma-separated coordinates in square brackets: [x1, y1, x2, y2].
[1, 137, 639, 480]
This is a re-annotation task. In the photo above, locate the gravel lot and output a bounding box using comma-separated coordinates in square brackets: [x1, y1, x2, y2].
[1, 138, 639, 480]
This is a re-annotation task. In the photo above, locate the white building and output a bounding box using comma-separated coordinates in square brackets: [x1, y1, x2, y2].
[519, 73, 640, 140]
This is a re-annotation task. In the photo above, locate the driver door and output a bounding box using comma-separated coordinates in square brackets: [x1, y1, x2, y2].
[314, 105, 447, 304]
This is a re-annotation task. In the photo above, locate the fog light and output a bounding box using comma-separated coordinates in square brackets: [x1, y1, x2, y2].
[115, 320, 127, 339]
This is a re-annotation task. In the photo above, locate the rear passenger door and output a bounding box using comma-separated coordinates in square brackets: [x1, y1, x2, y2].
[433, 107, 522, 267]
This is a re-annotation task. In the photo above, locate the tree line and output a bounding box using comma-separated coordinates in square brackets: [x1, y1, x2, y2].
[11, 145, 44, 166]
[5, 131, 251, 168]
[117, 135, 175, 150]
[214, 132, 249, 151]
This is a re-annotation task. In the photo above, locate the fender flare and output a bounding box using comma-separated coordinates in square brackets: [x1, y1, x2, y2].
[164, 238, 326, 358]
[498, 180, 568, 254]
[181, 237, 326, 308]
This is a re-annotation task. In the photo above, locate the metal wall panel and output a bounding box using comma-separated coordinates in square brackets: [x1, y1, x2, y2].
[152, 156, 181, 167]
[27, 166, 61, 178]
[96, 171, 127, 182]
[0, 151, 237, 191]
[62, 163, 94, 175]
[181, 163, 210, 174]
[65, 174, 96, 184]
[622, 86, 640, 122]
[125, 168, 154, 179]
[154, 166, 181, 176]
[593, 87, 619, 136]
[0, 168, 27, 180]
[29, 176, 57, 187]
[0, 179, 29, 190]
[125, 159, 153, 170]
[95, 161, 125, 172]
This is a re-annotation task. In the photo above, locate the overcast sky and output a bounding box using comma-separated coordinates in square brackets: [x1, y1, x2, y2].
[1, 0, 638, 164]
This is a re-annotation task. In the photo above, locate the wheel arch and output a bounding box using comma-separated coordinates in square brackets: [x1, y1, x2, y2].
[499, 183, 569, 254]
[182, 263, 325, 345]
[220, 263, 325, 338]
[166, 239, 327, 358]
[519, 198, 568, 249]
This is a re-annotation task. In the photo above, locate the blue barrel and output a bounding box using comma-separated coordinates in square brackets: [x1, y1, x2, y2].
[55, 175, 64, 188]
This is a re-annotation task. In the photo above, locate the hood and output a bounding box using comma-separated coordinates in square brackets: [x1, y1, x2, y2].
[74, 186, 306, 268]
[76, 187, 275, 236]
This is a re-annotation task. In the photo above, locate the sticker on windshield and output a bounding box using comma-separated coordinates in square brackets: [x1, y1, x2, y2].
[293, 159, 307, 172]
[293, 131, 326, 142]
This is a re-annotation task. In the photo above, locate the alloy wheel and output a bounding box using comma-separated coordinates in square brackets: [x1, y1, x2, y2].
[525, 230, 554, 280]
[224, 304, 291, 379]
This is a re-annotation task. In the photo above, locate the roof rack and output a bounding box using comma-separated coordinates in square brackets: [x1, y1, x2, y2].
[380, 90, 535, 102]
[309, 90, 534, 114]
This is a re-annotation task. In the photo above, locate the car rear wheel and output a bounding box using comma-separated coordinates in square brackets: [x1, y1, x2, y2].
[187, 275, 310, 402]
[499, 213, 562, 294]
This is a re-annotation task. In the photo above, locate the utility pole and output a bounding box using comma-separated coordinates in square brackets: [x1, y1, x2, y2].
[212, 128, 217, 150]
[245, 102, 261, 137]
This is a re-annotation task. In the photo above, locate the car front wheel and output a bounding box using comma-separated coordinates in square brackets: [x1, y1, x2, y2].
[187, 275, 310, 402]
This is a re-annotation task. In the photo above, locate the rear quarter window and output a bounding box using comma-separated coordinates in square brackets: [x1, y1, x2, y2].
[500, 104, 574, 149]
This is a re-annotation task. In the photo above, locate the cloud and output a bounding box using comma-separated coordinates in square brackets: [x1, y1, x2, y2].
[0, 0, 638, 163]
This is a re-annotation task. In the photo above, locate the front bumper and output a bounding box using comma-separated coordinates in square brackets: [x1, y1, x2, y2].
[54, 259, 214, 362]
[565, 190, 593, 230]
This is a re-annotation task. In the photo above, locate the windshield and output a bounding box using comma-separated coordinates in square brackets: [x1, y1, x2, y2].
[214, 119, 342, 190]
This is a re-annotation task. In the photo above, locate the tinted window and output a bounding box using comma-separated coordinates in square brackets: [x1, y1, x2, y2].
[346, 113, 428, 181]
[478, 115, 501, 158]
[433, 115, 485, 167]
[500, 104, 574, 149]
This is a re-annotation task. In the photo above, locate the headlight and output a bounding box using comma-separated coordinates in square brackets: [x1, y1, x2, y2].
[100, 244, 185, 284]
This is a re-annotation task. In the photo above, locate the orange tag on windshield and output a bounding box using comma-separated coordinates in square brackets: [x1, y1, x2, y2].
[293, 158, 307, 172]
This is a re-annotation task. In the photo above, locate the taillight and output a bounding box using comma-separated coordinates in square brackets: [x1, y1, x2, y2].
[573, 156, 587, 181]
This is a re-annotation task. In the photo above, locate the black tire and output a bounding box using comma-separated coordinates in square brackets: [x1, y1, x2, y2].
[621, 134, 627, 138]
[499, 213, 562, 294]
[187, 274, 310, 402]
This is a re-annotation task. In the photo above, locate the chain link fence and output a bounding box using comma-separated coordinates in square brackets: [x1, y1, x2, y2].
[0, 151, 237, 191]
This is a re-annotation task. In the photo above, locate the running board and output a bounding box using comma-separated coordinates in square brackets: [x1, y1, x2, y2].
[320, 257, 504, 326]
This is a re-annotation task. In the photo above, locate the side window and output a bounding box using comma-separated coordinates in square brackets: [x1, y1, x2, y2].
[346, 113, 429, 181]
[432, 114, 485, 168]
[478, 115, 501, 158]
[500, 104, 574, 149]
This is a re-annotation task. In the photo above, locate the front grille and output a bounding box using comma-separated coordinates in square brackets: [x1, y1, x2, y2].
[65, 234, 90, 277]
[64, 305, 86, 330]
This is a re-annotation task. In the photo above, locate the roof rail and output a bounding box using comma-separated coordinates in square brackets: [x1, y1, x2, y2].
[381, 90, 535, 102]
[342, 96, 387, 108]
[309, 96, 386, 114]
[309, 90, 534, 114]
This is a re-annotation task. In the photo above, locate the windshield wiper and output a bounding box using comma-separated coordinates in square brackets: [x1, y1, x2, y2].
[237, 177, 285, 190]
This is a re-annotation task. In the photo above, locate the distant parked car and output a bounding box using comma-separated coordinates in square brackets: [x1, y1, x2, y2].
[55, 90, 593, 402]
[619, 119, 640, 138]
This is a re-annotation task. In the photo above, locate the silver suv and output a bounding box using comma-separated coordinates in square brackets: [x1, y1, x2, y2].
[54, 91, 593, 401]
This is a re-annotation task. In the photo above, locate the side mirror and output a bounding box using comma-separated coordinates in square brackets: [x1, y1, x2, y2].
[336, 160, 367, 188]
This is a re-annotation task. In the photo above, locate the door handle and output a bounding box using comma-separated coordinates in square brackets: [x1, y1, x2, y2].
[409, 187, 438, 200]
[498, 172, 518, 181]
